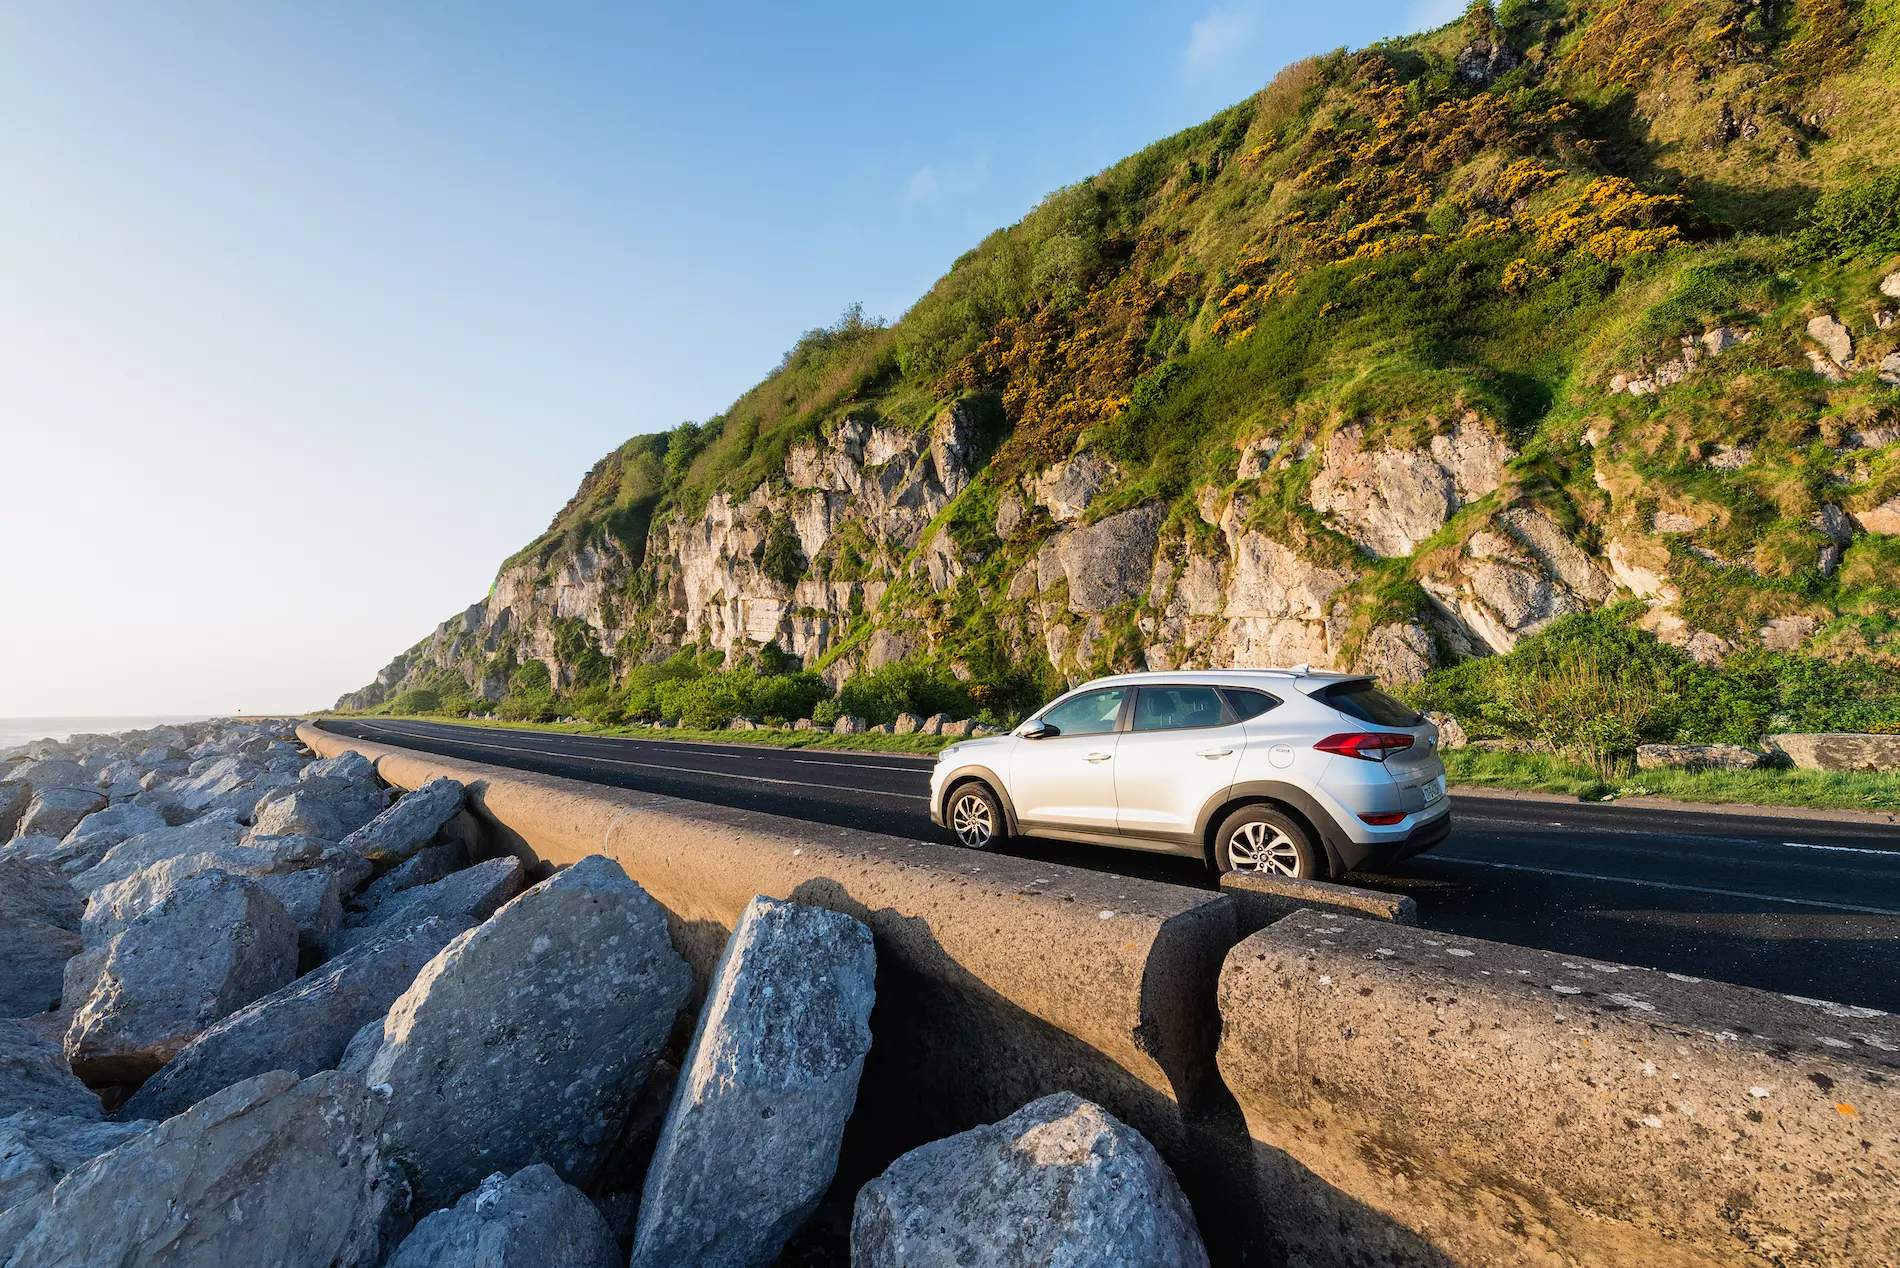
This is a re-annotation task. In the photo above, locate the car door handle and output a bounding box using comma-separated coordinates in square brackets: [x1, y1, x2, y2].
[1197, 748, 1234, 758]
[1085, 752, 1112, 763]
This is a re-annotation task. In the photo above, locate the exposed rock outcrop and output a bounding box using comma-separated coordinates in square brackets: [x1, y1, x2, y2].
[1308, 415, 1511, 558]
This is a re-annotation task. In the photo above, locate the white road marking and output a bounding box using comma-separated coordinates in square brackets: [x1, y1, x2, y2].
[360, 724, 929, 802]
[1458, 812, 1898, 858]
[402, 723, 933, 774]
[1432, 856, 1900, 917]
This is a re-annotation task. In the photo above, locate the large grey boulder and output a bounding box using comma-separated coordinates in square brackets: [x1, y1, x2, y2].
[385, 1163, 621, 1268]
[353, 839, 469, 914]
[1769, 732, 1900, 772]
[0, 1022, 98, 1120]
[632, 896, 875, 1268]
[249, 786, 350, 840]
[255, 867, 344, 959]
[365, 854, 690, 1209]
[58, 801, 165, 864]
[0, 1112, 151, 1218]
[123, 914, 473, 1121]
[331, 856, 523, 955]
[1635, 743, 1765, 772]
[851, 1093, 1208, 1268]
[2, 760, 90, 796]
[64, 871, 300, 1083]
[148, 754, 294, 825]
[0, 784, 27, 840]
[0, 914, 80, 1020]
[0, 858, 80, 932]
[69, 810, 245, 896]
[94, 759, 145, 802]
[252, 754, 386, 841]
[16, 788, 107, 843]
[81, 835, 331, 940]
[339, 777, 463, 865]
[0, 1070, 402, 1267]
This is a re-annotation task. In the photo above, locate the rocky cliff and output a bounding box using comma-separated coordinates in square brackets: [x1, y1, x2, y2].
[342, 0, 1900, 713]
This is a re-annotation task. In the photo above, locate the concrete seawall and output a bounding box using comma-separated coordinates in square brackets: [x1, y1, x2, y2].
[302, 722, 1898, 1266]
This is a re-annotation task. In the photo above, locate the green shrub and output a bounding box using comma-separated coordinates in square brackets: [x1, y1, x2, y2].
[760, 521, 806, 586]
[1791, 169, 1900, 262]
[497, 660, 556, 722]
[648, 667, 832, 729]
[813, 660, 977, 727]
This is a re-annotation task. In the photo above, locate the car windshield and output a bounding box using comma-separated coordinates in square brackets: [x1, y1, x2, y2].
[1313, 680, 1421, 726]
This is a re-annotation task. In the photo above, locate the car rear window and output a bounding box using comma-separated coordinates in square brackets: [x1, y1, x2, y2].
[1313, 681, 1422, 726]
[1132, 686, 1227, 731]
[1219, 688, 1279, 721]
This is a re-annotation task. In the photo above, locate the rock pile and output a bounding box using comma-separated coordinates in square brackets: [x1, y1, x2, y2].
[0, 720, 1208, 1266]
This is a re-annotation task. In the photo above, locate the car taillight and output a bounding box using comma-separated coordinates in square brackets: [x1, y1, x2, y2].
[1315, 731, 1414, 761]
[1357, 810, 1406, 825]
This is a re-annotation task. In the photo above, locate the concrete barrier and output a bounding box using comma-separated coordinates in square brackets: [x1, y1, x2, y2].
[1216, 908, 1900, 1267]
[1218, 870, 1416, 935]
[297, 724, 1251, 1254]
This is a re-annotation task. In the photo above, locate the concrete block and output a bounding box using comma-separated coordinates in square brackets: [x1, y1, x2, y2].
[1218, 871, 1416, 935]
[1216, 909, 1900, 1267]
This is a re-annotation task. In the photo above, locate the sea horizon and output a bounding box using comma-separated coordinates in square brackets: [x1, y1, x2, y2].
[0, 715, 215, 750]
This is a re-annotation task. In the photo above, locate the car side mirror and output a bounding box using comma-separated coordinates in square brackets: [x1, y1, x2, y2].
[1020, 720, 1057, 739]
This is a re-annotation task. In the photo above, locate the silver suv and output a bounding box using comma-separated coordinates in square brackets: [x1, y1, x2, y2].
[928, 668, 1450, 879]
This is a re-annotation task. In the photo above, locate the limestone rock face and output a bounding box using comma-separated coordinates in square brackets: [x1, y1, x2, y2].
[331, 856, 523, 954]
[339, 777, 465, 864]
[1422, 506, 1615, 653]
[1030, 451, 1116, 522]
[632, 897, 876, 1268]
[0, 1112, 152, 1218]
[64, 870, 300, 1083]
[16, 788, 107, 843]
[1039, 502, 1167, 613]
[851, 1092, 1208, 1268]
[385, 1164, 622, 1268]
[1308, 416, 1512, 558]
[0, 1071, 402, 1268]
[0, 1022, 99, 1121]
[123, 915, 473, 1122]
[365, 855, 691, 1209]
[1769, 732, 1900, 772]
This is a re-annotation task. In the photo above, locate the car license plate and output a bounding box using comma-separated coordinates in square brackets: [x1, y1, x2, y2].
[1419, 774, 1446, 805]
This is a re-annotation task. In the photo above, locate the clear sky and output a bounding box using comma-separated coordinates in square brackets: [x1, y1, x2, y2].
[0, 1, 1462, 716]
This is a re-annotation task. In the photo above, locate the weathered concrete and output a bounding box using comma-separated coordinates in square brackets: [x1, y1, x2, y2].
[1216, 909, 1900, 1267]
[300, 722, 1245, 1256]
[1217, 871, 1417, 936]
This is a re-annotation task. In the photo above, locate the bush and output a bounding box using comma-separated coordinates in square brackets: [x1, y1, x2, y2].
[497, 660, 556, 722]
[818, 660, 977, 727]
[647, 667, 832, 730]
[759, 521, 806, 586]
[1790, 169, 1900, 262]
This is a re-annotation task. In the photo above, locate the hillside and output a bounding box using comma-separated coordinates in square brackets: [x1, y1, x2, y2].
[341, 0, 1900, 751]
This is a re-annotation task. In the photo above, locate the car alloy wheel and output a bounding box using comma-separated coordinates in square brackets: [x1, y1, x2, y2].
[949, 789, 996, 848]
[1225, 820, 1303, 877]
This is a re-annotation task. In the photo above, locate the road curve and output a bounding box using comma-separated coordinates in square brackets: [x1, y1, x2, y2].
[321, 717, 1900, 1011]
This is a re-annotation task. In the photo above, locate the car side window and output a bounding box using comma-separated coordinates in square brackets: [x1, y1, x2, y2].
[1038, 688, 1126, 737]
[1221, 688, 1279, 721]
[1131, 686, 1227, 732]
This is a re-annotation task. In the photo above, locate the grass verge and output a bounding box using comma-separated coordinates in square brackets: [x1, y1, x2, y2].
[327, 714, 954, 756]
[1444, 749, 1900, 814]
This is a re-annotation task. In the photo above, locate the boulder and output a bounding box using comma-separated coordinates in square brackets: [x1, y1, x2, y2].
[336, 1016, 384, 1076]
[59, 801, 165, 863]
[1635, 743, 1765, 772]
[1881, 269, 1900, 300]
[248, 787, 348, 841]
[340, 777, 464, 864]
[833, 715, 866, 735]
[365, 855, 690, 1209]
[1807, 313, 1855, 367]
[94, 760, 145, 802]
[2, 760, 90, 796]
[0, 857, 81, 932]
[158, 755, 291, 822]
[64, 871, 300, 1083]
[792, 718, 813, 732]
[17, 788, 107, 843]
[122, 915, 474, 1122]
[632, 897, 875, 1268]
[1768, 732, 1900, 773]
[0, 1112, 152, 1217]
[386, 1164, 621, 1268]
[0, 1071, 402, 1267]
[940, 718, 976, 738]
[1424, 711, 1468, 750]
[0, 1022, 98, 1120]
[255, 867, 344, 959]
[0, 783, 27, 839]
[352, 839, 470, 914]
[69, 810, 245, 896]
[331, 856, 523, 954]
[81, 834, 331, 940]
[893, 712, 924, 735]
[0, 914, 80, 1020]
[851, 1093, 1208, 1268]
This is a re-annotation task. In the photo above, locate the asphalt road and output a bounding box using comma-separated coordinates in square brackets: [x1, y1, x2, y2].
[322, 717, 1900, 1011]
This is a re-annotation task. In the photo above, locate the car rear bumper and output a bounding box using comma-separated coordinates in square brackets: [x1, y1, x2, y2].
[1334, 804, 1452, 872]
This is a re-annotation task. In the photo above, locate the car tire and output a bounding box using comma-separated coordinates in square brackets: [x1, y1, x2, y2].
[945, 781, 1005, 850]
[1214, 804, 1326, 879]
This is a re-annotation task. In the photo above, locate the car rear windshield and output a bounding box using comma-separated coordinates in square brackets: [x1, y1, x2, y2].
[1313, 681, 1422, 727]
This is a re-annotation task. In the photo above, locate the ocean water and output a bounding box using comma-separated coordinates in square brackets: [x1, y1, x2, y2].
[0, 716, 211, 751]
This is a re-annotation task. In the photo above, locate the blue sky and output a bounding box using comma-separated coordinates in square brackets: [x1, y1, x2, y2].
[0, 1, 1462, 715]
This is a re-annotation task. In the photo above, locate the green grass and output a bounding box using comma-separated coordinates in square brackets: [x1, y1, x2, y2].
[339, 713, 955, 755]
[1444, 748, 1900, 813]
